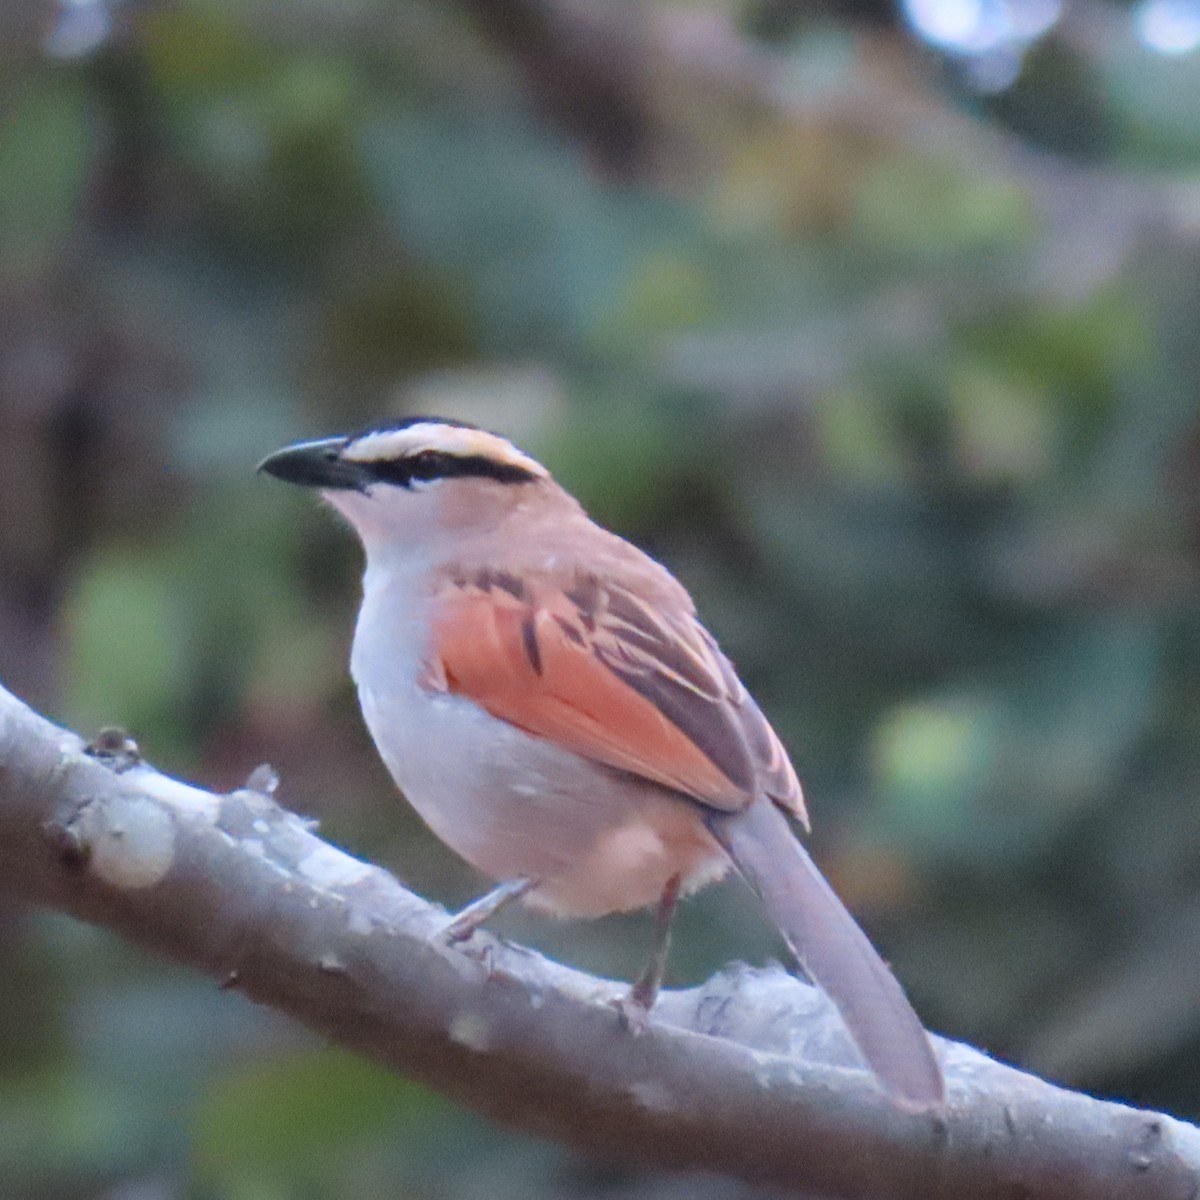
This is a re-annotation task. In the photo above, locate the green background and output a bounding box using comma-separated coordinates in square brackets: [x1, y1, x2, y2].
[4, 0, 1200, 1195]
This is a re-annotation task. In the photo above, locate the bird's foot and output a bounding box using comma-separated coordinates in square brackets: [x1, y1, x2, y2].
[611, 984, 655, 1035]
[450, 938, 497, 975]
[437, 877, 537, 947]
[440, 910, 484, 946]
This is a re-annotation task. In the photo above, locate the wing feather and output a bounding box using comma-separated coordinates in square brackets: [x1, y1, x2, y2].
[427, 567, 807, 823]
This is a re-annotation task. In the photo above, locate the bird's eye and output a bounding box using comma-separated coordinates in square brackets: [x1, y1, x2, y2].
[406, 450, 445, 481]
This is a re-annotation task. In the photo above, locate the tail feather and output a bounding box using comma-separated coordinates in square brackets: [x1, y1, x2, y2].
[706, 799, 944, 1109]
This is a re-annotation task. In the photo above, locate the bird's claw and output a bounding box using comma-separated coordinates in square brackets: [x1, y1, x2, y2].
[437, 919, 496, 973]
[611, 990, 653, 1034]
[439, 913, 478, 946]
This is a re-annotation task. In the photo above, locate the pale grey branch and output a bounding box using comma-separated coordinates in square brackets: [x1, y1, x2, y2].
[0, 680, 1196, 1199]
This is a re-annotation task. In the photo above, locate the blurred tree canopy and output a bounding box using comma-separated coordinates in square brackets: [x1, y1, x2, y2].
[3, 0, 1200, 1195]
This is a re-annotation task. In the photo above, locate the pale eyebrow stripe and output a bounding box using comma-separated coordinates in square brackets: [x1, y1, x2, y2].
[343, 426, 548, 478]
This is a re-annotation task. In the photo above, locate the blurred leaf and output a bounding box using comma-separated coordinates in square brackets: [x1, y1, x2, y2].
[193, 1046, 449, 1193]
[854, 154, 1032, 259]
[320, 263, 478, 388]
[872, 695, 998, 832]
[364, 107, 704, 354]
[595, 252, 716, 345]
[0, 76, 88, 274]
[945, 356, 1058, 485]
[63, 549, 184, 755]
[872, 618, 1161, 860]
[814, 381, 908, 486]
[959, 291, 1151, 459]
[0, 1068, 135, 1187]
[1093, 39, 1200, 166]
[146, 8, 371, 255]
[542, 393, 708, 532]
[141, 5, 271, 95]
[987, 39, 1114, 162]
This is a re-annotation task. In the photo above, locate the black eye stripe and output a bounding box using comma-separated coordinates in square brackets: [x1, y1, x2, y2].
[364, 452, 538, 488]
[407, 450, 444, 479]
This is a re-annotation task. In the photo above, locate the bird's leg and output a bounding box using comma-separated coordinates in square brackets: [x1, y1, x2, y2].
[441, 877, 537, 944]
[616, 872, 683, 1031]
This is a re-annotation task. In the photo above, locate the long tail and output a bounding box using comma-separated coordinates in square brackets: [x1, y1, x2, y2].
[705, 798, 944, 1109]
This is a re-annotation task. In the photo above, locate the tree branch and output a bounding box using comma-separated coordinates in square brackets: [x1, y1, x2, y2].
[0, 680, 1196, 1199]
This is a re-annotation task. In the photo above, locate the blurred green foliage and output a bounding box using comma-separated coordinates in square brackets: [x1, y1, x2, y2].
[4, 0, 1200, 1195]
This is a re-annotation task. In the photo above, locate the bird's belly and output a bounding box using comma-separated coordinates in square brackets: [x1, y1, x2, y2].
[356, 680, 729, 917]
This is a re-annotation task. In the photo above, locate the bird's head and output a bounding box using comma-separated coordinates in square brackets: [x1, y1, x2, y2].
[258, 417, 554, 554]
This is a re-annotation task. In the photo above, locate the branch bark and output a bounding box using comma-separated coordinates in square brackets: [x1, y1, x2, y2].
[0, 679, 1196, 1199]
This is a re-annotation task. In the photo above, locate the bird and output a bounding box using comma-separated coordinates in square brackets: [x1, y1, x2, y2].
[259, 416, 944, 1109]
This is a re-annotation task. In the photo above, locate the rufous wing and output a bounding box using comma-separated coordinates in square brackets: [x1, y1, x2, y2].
[425, 568, 806, 823]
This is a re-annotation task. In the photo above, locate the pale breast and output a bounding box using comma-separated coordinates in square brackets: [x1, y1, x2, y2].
[350, 554, 729, 917]
[356, 674, 728, 917]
